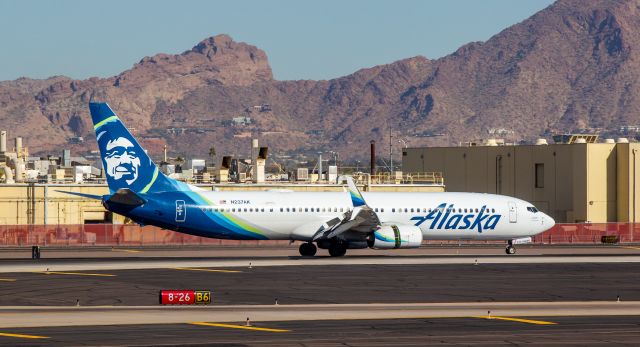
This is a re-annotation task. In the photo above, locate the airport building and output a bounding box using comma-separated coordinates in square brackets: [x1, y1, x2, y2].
[402, 137, 640, 223]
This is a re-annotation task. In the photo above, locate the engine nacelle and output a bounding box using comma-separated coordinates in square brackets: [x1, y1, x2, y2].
[367, 224, 423, 249]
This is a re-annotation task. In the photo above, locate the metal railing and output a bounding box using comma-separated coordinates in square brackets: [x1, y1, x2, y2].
[1, 222, 638, 247]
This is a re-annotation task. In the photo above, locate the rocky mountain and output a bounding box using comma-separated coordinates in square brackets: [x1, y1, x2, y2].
[1, 0, 639, 162]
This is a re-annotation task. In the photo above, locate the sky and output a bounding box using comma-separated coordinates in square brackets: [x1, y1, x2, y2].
[0, 0, 554, 82]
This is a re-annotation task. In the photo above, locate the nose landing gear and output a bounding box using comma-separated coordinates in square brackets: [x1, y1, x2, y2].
[505, 240, 516, 255]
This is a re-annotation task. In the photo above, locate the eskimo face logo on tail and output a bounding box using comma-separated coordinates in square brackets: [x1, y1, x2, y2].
[411, 203, 501, 233]
[104, 137, 140, 185]
[96, 126, 155, 193]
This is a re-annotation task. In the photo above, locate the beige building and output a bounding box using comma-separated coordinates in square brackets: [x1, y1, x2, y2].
[402, 142, 640, 223]
[0, 182, 444, 225]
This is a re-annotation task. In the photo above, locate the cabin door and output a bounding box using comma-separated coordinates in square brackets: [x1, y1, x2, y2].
[176, 200, 186, 222]
[508, 201, 517, 223]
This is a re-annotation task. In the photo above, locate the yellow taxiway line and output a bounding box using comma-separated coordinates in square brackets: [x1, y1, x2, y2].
[623, 246, 640, 251]
[0, 332, 49, 339]
[0, 279, 16, 282]
[111, 249, 142, 253]
[173, 267, 241, 273]
[474, 315, 557, 325]
[190, 322, 289, 332]
[35, 271, 116, 277]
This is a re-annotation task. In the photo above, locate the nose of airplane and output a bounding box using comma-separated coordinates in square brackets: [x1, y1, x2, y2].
[542, 212, 555, 230]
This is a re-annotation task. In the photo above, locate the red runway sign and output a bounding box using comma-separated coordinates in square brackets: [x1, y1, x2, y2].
[159, 290, 211, 305]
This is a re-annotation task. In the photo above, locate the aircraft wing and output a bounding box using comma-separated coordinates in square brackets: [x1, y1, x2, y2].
[313, 176, 380, 240]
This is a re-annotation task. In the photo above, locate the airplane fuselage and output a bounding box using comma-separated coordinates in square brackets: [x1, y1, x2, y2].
[117, 190, 552, 242]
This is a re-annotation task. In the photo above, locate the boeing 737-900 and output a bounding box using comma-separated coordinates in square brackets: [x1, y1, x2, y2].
[64, 103, 555, 256]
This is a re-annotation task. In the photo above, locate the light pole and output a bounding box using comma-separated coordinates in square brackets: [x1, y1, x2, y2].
[389, 125, 393, 173]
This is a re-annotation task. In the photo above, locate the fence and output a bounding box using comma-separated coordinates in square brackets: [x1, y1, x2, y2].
[0, 223, 638, 247]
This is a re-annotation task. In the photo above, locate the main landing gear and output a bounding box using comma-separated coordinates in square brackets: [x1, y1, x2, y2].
[505, 240, 516, 255]
[299, 242, 317, 257]
[328, 242, 347, 257]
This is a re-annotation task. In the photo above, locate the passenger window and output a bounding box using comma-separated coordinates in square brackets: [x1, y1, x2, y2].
[340, 208, 344, 212]
[392, 208, 396, 213]
[381, 208, 384, 213]
[404, 208, 408, 213]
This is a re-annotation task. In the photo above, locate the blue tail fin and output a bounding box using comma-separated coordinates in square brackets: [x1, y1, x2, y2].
[89, 102, 176, 195]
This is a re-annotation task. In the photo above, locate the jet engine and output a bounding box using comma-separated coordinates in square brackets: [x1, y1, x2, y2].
[367, 224, 423, 249]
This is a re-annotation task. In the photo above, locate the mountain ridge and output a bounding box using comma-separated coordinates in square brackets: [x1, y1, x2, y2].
[1, 0, 639, 161]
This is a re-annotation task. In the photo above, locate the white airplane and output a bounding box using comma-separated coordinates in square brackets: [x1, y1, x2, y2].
[66, 103, 555, 257]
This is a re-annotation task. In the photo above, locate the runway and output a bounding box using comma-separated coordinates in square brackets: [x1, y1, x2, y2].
[0, 263, 639, 306]
[2, 245, 640, 273]
[1, 315, 640, 346]
[0, 246, 639, 345]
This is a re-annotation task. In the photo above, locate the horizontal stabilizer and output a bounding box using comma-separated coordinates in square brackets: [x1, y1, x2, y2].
[107, 188, 146, 206]
[55, 190, 103, 200]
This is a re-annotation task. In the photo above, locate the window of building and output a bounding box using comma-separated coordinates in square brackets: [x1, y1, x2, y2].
[535, 163, 544, 188]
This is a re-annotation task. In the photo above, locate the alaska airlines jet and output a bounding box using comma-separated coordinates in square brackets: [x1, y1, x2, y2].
[68, 103, 554, 256]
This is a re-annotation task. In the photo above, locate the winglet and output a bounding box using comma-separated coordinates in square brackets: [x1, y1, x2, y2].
[338, 175, 366, 207]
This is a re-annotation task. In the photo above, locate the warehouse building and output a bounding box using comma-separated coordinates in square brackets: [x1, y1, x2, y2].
[402, 137, 640, 223]
[0, 182, 444, 225]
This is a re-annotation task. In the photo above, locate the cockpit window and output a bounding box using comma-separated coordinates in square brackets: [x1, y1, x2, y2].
[526, 206, 539, 213]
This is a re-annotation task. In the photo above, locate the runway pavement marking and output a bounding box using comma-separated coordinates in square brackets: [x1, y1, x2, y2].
[0, 278, 16, 282]
[190, 322, 289, 332]
[35, 271, 116, 277]
[111, 249, 142, 253]
[173, 267, 241, 273]
[0, 332, 49, 339]
[473, 315, 557, 325]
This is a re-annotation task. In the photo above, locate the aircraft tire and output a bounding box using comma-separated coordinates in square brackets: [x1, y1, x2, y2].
[505, 246, 516, 255]
[299, 242, 317, 257]
[328, 243, 347, 257]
